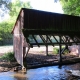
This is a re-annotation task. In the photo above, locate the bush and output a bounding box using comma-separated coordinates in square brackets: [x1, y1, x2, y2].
[0, 52, 16, 62]
[63, 49, 69, 55]
[62, 46, 69, 55]
[53, 47, 69, 55]
[53, 47, 59, 55]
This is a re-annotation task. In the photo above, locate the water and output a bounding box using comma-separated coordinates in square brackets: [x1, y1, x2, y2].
[0, 63, 80, 80]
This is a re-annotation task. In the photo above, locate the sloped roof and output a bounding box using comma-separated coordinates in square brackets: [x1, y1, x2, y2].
[12, 8, 80, 35]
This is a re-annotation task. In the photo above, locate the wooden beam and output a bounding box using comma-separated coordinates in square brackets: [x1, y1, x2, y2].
[62, 36, 66, 42]
[65, 36, 69, 42]
[75, 36, 80, 41]
[61, 36, 65, 43]
[26, 46, 30, 56]
[46, 35, 48, 56]
[47, 35, 54, 47]
[23, 47, 26, 58]
[39, 35, 46, 43]
[23, 29, 80, 35]
[52, 35, 59, 43]
[23, 44, 30, 57]
[69, 36, 78, 45]
[61, 45, 68, 54]
[29, 42, 77, 45]
[32, 35, 40, 47]
[26, 37, 33, 47]
[59, 35, 62, 63]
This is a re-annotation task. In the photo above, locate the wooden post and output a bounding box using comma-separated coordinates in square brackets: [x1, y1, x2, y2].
[23, 47, 27, 70]
[23, 47, 26, 57]
[46, 45, 48, 56]
[59, 36, 62, 63]
[46, 35, 48, 56]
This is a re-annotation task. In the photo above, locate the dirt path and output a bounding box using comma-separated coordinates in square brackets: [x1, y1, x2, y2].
[0, 45, 55, 55]
[0, 45, 13, 54]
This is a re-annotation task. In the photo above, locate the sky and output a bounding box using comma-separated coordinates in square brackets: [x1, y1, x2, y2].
[0, 0, 63, 22]
[26, 0, 63, 13]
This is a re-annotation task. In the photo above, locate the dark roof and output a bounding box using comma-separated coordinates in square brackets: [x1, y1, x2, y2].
[13, 8, 80, 35]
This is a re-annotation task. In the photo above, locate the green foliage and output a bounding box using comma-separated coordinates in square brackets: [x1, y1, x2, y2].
[61, 46, 69, 54]
[0, 0, 12, 17]
[60, 0, 80, 16]
[0, 52, 16, 62]
[0, 0, 31, 45]
[0, 21, 13, 45]
[0, 0, 31, 17]
[9, 0, 31, 18]
[53, 47, 69, 55]
[53, 47, 59, 54]
[63, 49, 69, 54]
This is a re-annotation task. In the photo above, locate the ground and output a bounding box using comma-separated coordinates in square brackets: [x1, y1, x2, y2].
[0, 46, 80, 72]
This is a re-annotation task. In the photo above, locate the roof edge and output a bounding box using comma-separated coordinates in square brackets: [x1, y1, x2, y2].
[11, 8, 24, 34]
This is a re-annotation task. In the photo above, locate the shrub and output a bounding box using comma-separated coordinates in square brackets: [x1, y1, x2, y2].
[0, 52, 16, 62]
[53, 47, 59, 55]
[62, 46, 69, 54]
[63, 49, 69, 55]
[53, 47, 69, 55]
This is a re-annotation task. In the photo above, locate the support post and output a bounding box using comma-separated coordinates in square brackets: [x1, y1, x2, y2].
[46, 45, 48, 56]
[26, 46, 30, 56]
[23, 47, 27, 70]
[59, 36, 62, 63]
[23, 47, 26, 57]
[46, 35, 48, 56]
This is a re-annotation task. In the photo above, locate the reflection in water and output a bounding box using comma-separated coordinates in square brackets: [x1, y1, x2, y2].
[0, 71, 28, 80]
[13, 72, 27, 80]
[0, 63, 80, 80]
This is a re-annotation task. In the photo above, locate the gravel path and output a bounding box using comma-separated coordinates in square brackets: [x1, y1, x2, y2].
[0, 45, 13, 54]
[0, 45, 55, 54]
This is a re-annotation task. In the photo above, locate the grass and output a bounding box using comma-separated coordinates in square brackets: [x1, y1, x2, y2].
[0, 52, 16, 62]
[53, 47, 69, 55]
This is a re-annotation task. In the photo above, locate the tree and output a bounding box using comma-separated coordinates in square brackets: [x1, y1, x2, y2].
[9, 0, 31, 23]
[0, 0, 12, 17]
[60, 0, 80, 16]
[0, 0, 11, 9]
[0, 0, 31, 18]
[0, 0, 31, 45]
[0, 21, 13, 45]
[9, 0, 31, 17]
